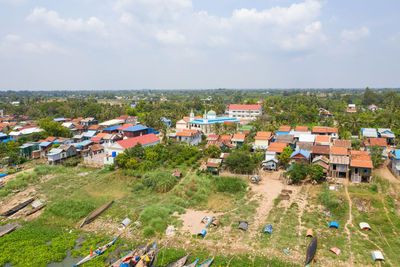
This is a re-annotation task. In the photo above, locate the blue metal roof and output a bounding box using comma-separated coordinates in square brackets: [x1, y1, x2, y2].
[103, 125, 122, 131]
[188, 117, 240, 125]
[83, 131, 97, 138]
[123, 125, 148, 132]
[290, 149, 311, 159]
[39, 141, 52, 147]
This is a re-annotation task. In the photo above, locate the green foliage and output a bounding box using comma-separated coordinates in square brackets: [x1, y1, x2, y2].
[224, 151, 256, 174]
[0, 222, 77, 267]
[138, 204, 182, 236]
[203, 145, 222, 158]
[278, 147, 292, 168]
[286, 163, 309, 183]
[39, 118, 72, 138]
[318, 183, 346, 218]
[309, 164, 324, 182]
[351, 138, 361, 150]
[143, 226, 156, 237]
[370, 145, 384, 168]
[369, 183, 378, 193]
[0, 172, 39, 197]
[125, 158, 139, 169]
[213, 176, 247, 194]
[62, 157, 80, 167]
[143, 171, 178, 193]
[43, 200, 96, 221]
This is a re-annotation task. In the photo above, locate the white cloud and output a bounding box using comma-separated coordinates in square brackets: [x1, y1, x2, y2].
[1, 34, 66, 54]
[341, 26, 370, 42]
[155, 29, 186, 44]
[26, 7, 107, 36]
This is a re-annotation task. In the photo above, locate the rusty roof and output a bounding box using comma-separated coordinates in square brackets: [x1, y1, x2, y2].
[330, 146, 348, 155]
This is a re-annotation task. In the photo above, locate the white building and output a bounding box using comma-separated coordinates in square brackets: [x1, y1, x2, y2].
[227, 104, 262, 120]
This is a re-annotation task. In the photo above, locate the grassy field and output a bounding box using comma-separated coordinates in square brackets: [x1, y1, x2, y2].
[1, 164, 400, 266]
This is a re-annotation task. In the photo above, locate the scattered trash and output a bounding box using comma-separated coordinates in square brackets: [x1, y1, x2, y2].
[101, 229, 105, 231]
[329, 221, 339, 229]
[202, 217, 212, 224]
[306, 229, 314, 237]
[359, 222, 371, 231]
[264, 224, 273, 234]
[121, 218, 131, 227]
[329, 186, 336, 191]
[251, 176, 260, 184]
[211, 219, 219, 227]
[238, 221, 248, 231]
[166, 225, 175, 236]
[372, 251, 385, 261]
[77, 172, 90, 177]
[323, 210, 332, 217]
[198, 229, 207, 237]
[283, 248, 290, 255]
[330, 247, 341, 255]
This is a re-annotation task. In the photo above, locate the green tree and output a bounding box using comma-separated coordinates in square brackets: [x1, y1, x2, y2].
[278, 147, 293, 168]
[287, 163, 309, 183]
[203, 145, 222, 158]
[224, 151, 256, 174]
[39, 119, 72, 138]
[309, 164, 324, 182]
[145, 151, 159, 163]
[125, 158, 139, 169]
[370, 146, 384, 168]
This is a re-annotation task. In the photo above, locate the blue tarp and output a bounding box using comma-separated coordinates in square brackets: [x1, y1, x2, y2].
[391, 149, 400, 160]
[103, 125, 122, 132]
[264, 224, 273, 234]
[0, 173, 7, 178]
[123, 125, 148, 132]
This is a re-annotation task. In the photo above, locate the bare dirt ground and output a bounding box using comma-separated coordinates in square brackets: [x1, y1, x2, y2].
[0, 167, 34, 185]
[178, 209, 223, 235]
[375, 165, 399, 185]
[0, 187, 38, 220]
[249, 169, 300, 235]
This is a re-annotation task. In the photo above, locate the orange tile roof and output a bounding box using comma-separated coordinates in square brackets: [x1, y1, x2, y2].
[176, 129, 200, 137]
[334, 139, 351, 148]
[96, 133, 108, 139]
[88, 124, 101, 130]
[369, 138, 387, 147]
[295, 126, 309, 132]
[350, 150, 369, 156]
[330, 146, 348, 155]
[267, 142, 287, 153]
[312, 127, 338, 134]
[257, 131, 272, 137]
[220, 135, 232, 141]
[315, 135, 330, 144]
[232, 133, 245, 140]
[45, 136, 57, 142]
[312, 145, 330, 155]
[278, 126, 291, 132]
[350, 153, 373, 168]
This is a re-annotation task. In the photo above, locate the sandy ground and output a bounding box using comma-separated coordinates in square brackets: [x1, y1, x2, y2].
[0, 187, 38, 220]
[375, 165, 399, 185]
[178, 209, 223, 235]
[249, 169, 300, 235]
[0, 167, 34, 185]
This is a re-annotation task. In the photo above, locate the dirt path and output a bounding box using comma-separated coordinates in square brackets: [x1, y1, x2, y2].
[375, 166, 399, 185]
[249, 170, 298, 236]
[296, 186, 310, 237]
[344, 183, 354, 265]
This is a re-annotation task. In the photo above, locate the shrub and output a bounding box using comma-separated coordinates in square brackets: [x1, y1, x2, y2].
[142, 226, 156, 237]
[214, 176, 247, 194]
[143, 171, 178, 193]
[62, 157, 80, 167]
[44, 200, 95, 221]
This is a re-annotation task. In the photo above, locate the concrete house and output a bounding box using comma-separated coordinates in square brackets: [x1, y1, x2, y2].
[262, 151, 278, 170]
[175, 129, 202, 146]
[227, 104, 262, 120]
[253, 131, 273, 150]
[231, 133, 245, 148]
[47, 145, 77, 165]
[104, 133, 160, 158]
[390, 149, 400, 177]
[312, 127, 339, 139]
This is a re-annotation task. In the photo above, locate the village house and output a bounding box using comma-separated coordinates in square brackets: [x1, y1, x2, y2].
[82, 131, 97, 140]
[227, 104, 262, 121]
[346, 104, 357, 113]
[102, 125, 122, 134]
[81, 117, 98, 127]
[312, 145, 330, 160]
[88, 144, 104, 155]
[389, 149, 400, 177]
[174, 129, 202, 146]
[262, 151, 278, 171]
[378, 128, 395, 145]
[99, 119, 125, 127]
[104, 133, 160, 158]
[368, 104, 378, 112]
[253, 131, 273, 150]
[330, 146, 349, 156]
[329, 155, 349, 179]
[290, 149, 311, 164]
[275, 134, 295, 150]
[315, 135, 330, 146]
[365, 137, 388, 159]
[206, 135, 220, 146]
[333, 139, 352, 149]
[38, 141, 53, 158]
[184, 110, 240, 135]
[361, 128, 378, 138]
[349, 150, 373, 183]
[231, 133, 246, 148]
[312, 127, 339, 139]
[276, 125, 291, 136]
[47, 145, 77, 165]
[312, 156, 329, 174]
[19, 142, 39, 158]
[267, 142, 288, 155]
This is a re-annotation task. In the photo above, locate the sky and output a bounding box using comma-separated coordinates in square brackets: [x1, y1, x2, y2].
[0, 0, 399, 90]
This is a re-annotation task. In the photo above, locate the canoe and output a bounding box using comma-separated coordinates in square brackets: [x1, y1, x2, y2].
[80, 200, 113, 228]
[304, 237, 317, 266]
[184, 259, 198, 267]
[73, 236, 118, 266]
[136, 244, 158, 267]
[0, 224, 18, 237]
[168, 254, 191, 267]
[26, 203, 46, 216]
[199, 258, 214, 267]
[110, 246, 148, 267]
[1, 198, 35, 216]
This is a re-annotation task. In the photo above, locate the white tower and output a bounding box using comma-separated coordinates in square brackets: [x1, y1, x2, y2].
[203, 110, 208, 124]
[190, 109, 194, 120]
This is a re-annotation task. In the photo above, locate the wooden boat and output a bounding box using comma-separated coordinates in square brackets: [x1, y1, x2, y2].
[199, 258, 214, 267]
[73, 236, 118, 266]
[136, 244, 158, 267]
[26, 203, 46, 216]
[1, 198, 34, 217]
[0, 223, 18, 237]
[168, 254, 191, 267]
[110, 246, 148, 267]
[80, 200, 113, 228]
[183, 259, 198, 267]
[304, 237, 317, 266]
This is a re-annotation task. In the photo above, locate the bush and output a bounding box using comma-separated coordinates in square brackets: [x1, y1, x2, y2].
[44, 200, 95, 221]
[132, 183, 145, 191]
[62, 157, 80, 167]
[0, 172, 39, 197]
[143, 171, 178, 193]
[143, 226, 156, 237]
[224, 152, 256, 174]
[34, 164, 57, 176]
[214, 176, 247, 194]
